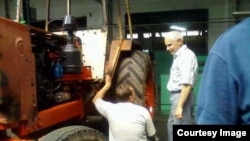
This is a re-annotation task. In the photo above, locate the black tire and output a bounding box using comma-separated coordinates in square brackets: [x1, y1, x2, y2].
[39, 125, 107, 141]
[115, 50, 151, 106]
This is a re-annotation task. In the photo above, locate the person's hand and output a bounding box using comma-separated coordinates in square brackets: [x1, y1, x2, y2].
[174, 107, 183, 119]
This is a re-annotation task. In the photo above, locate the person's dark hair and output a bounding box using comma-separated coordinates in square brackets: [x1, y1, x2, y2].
[115, 83, 133, 102]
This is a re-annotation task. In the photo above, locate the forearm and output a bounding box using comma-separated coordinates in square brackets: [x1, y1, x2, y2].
[92, 84, 110, 103]
[92, 75, 111, 103]
[177, 84, 192, 108]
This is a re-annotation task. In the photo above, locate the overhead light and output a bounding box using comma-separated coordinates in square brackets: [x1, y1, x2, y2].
[170, 25, 186, 31]
[53, 31, 66, 35]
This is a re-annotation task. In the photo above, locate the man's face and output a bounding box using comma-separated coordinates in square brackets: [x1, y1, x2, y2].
[164, 39, 182, 55]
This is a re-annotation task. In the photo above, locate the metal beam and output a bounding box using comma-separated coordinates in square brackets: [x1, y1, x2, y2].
[233, 11, 250, 16]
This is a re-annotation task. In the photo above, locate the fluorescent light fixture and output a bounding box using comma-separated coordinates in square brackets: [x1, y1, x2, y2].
[143, 33, 151, 38]
[126, 33, 138, 39]
[187, 30, 199, 36]
[143, 49, 149, 53]
[53, 31, 66, 35]
[170, 25, 186, 31]
[155, 32, 161, 37]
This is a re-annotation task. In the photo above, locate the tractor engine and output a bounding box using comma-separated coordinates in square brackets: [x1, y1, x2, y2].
[33, 15, 88, 111]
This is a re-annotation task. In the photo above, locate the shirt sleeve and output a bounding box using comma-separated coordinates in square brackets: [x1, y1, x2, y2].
[179, 52, 197, 85]
[94, 98, 112, 118]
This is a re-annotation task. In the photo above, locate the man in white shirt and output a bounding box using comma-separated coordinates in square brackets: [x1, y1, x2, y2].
[92, 74, 157, 141]
[164, 31, 198, 141]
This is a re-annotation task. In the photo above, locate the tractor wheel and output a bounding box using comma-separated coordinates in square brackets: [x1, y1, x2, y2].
[115, 50, 155, 116]
[39, 125, 107, 141]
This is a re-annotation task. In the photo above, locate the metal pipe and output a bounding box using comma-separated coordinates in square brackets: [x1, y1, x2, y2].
[116, 0, 123, 39]
[67, 0, 71, 15]
[125, 0, 133, 40]
[16, 0, 21, 22]
[102, 0, 108, 27]
[45, 0, 50, 31]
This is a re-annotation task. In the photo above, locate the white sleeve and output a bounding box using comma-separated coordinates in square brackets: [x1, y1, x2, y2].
[94, 98, 112, 118]
[145, 110, 156, 136]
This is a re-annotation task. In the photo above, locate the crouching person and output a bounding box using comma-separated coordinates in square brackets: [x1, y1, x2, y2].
[92, 74, 158, 141]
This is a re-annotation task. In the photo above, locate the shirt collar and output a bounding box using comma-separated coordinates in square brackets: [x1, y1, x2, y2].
[174, 44, 187, 58]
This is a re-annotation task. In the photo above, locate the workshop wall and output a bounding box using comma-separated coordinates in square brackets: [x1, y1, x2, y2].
[0, 0, 249, 114]
[0, 0, 247, 48]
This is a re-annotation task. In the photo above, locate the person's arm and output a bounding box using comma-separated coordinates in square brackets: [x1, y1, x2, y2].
[92, 74, 111, 103]
[175, 84, 192, 119]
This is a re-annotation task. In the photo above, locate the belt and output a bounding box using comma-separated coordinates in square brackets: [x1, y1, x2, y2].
[170, 90, 181, 94]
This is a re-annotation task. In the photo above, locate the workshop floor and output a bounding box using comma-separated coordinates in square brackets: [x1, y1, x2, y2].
[153, 111, 168, 141]
[153, 111, 196, 141]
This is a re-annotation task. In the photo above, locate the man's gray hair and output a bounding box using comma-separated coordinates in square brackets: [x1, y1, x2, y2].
[164, 31, 183, 41]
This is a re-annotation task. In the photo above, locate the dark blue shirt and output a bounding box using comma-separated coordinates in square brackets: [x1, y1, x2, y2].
[196, 17, 250, 124]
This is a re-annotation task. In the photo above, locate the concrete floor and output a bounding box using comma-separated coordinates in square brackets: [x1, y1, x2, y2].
[153, 111, 196, 141]
[153, 112, 168, 141]
[4, 111, 169, 140]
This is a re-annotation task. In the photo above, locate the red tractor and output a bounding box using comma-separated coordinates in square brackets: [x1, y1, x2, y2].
[0, 1, 156, 140]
